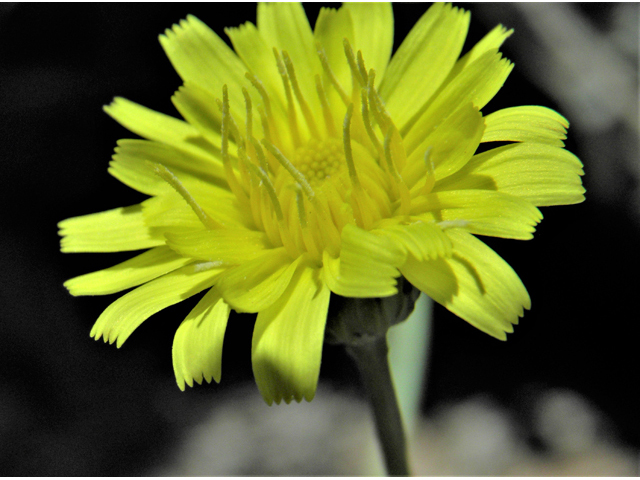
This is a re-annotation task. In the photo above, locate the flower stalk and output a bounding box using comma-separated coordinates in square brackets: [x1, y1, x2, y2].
[346, 336, 410, 476]
[325, 277, 419, 475]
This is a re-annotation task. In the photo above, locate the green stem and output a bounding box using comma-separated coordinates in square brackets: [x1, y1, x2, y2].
[346, 336, 410, 476]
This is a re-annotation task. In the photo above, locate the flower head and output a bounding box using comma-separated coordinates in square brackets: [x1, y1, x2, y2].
[59, 3, 585, 405]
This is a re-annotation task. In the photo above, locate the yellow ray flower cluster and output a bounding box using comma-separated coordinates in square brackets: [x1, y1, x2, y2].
[59, 3, 585, 405]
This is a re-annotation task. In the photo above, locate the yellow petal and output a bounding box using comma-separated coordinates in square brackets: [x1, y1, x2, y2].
[434, 143, 586, 206]
[402, 229, 530, 340]
[225, 21, 287, 111]
[165, 228, 270, 264]
[448, 228, 531, 319]
[64, 246, 192, 296]
[141, 188, 249, 233]
[404, 49, 513, 152]
[443, 24, 513, 85]
[90, 262, 223, 348]
[252, 264, 330, 404]
[344, 2, 393, 84]
[159, 15, 248, 112]
[216, 248, 302, 313]
[103, 97, 214, 160]
[327, 224, 405, 298]
[377, 221, 453, 261]
[379, 3, 470, 128]
[108, 139, 226, 197]
[172, 288, 231, 390]
[141, 195, 202, 233]
[257, 3, 320, 112]
[403, 102, 484, 188]
[171, 84, 224, 148]
[322, 250, 370, 298]
[314, 5, 355, 97]
[59, 204, 163, 253]
[482, 106, 568, 147]
[411, 190, 543, 240]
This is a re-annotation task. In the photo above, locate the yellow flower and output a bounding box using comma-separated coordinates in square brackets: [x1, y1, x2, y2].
[59, 3, 585, 405]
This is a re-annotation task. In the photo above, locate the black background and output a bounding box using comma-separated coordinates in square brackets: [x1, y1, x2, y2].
[0, 3, 637, 475]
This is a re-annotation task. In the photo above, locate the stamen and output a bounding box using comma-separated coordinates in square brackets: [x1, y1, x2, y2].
[360, 89, 384, 161]
[367, 70, 389, 134]
[312, 186, 343, 256]
[282, 51, 319, 138]
[295, 188, 307, 228]
[273, 48, 301, 147]
[258, 187, 285, 250]
[261, 140, 315, 201]
[356, 50, 369, 86]
[343, 38, 366, 89]
[382, 130, 400, 179]
[246, 162, 298, 256]
[316, 41, 350, 106]
[419, 147, 436, 195]
[246, 72, 282, 148]
[237, 144, 255, 196]
[251, 137, 270, 174]
[244, 72, 272, 117]
[245, 161, 283, 221]
[296, 188, 329, 259]
[257, 105, 272, 144]
[215, 97, 244, 150]
[242, 87, 253, 144]
[343, 103, 374, 230]
[315, 75, 337, 137]
[151, 162, 219, 229]
[220, 85, 248, 202]
[247, 155, 266, 232]
[384, 127, 411, 215]
[242, 87, 260, 175]
[342, 103, 361, 188]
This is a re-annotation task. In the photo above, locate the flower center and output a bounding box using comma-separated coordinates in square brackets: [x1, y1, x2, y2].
[210, 39, 422, 263]
[294, 138, 344, 186]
